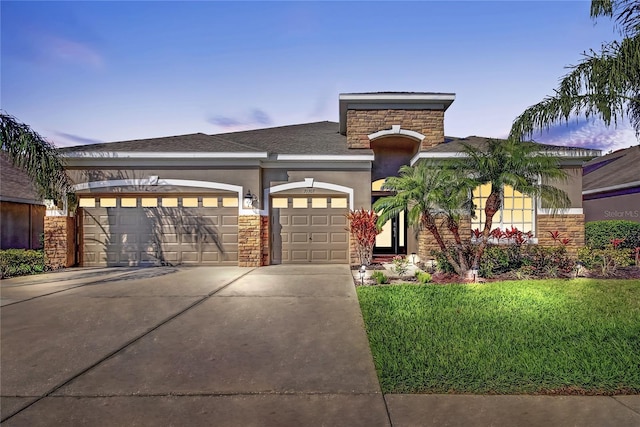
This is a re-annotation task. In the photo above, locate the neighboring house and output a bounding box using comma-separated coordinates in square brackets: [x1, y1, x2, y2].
[0, 154, 46, 250]
[52, 92, 600, 268]
[582, 145, 640, 223]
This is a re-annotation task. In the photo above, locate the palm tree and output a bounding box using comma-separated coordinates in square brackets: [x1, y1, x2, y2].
[451, 139, 571, 268]
[510, 0, 640, 140]
[0, 112, 72, 202]
[373, 161, 475, 276]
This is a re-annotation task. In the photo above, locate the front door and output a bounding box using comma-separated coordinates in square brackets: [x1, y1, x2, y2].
[372, 196, 406, 255]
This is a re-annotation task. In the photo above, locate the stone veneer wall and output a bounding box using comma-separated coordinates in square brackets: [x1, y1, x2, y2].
[238, 215, 262, 267]
[346, 109, 444, 150]
[44, 216, 76, 268]
[418, 217, 472, 261]
[536, 214, 585, 255]
[260, 215, 269, 266]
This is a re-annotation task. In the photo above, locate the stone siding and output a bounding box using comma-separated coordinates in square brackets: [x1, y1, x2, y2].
[536, 214, 585, 255]
[260, 215, 270, 266]
[238, 215, 262, 267]
[418, 217, 472, 261]
[44, 216, 76, 268]
[346, 109, 444, 150]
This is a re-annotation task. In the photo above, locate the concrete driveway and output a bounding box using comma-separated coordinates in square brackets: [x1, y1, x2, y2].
[0, 265, 388, 426]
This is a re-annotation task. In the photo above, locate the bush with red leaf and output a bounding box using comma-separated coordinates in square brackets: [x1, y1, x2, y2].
[347, 209, 380, 266]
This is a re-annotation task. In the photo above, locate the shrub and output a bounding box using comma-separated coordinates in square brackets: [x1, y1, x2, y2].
[585, 220, 640, 250]
[391, 255, 409, 277]
[371, 270, 389, 285]
[415, 271, 432, 284]
[522, 245, 575, 278]
[0, 249, 46, 279]
[347, 209, 380, 266]
[578, 245, 633, 276]
[479, 245, 515, 278]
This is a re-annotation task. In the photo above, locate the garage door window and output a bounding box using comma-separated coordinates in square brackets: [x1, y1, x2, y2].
[182, 197, 198, 207]
[79, 198, 95, 208]
[141, 198, 158, 207]
[222, 197, 238, 207]
[162, 197, 178, 207]
[331, 198, 347, 208]
[273, 198, 288, 208]
[312, 198, 327, 208]
[100, 198, 116, 208]
[202, 197, 217, 207]
[293, 198, 307, 208]
[121, 198, 137, 208]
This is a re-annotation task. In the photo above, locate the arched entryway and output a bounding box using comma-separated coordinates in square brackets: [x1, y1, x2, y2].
[370, 134, 420, 257]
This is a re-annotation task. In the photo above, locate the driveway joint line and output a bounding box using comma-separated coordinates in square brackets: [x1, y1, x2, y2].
[46, 391, 385, 398]
[0, 268, 257, 423]
[0, 270, 143, 307]
[612, 396, 640, 415]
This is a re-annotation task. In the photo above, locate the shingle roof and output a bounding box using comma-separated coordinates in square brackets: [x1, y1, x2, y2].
[0, 154, 42, 204]
[217, 121, 372, 155]
[425, 136, 601, 158]
[59, 133, 262, 153]
[583, 145, 640, 191]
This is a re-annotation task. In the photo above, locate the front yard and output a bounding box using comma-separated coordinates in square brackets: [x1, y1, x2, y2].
[357, 279, 640, 394]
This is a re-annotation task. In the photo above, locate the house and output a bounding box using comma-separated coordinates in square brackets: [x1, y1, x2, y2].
[582, 145, 640, 223]
[0, 154, 46, 250]
[49, 92, 600, 268]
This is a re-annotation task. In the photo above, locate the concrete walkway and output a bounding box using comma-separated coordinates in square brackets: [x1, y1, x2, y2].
[1, 265, 639, 426]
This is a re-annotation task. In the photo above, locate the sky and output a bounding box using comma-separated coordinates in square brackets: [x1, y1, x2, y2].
[1, 0, 638, 154]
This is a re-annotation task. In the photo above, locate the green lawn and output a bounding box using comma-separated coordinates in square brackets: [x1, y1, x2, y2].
[357, 279, 640, 394]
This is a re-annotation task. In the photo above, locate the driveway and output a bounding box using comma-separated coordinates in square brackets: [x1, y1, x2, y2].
[0, 265, 388, 426]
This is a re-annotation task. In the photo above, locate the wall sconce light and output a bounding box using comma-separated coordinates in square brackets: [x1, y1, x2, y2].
[243, 190, 258, 209]
[359, 265, 367, 285]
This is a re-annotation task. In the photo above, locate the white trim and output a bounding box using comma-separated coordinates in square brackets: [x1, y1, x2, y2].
[368, 125, 425, 142]
[275, 154, 374, 161]
[262, 178, 354, 214]
[339, 93, 456, 102]
[410, 151, 466, 165]
[582, 181, 640, 195]
[537, 208, 583, 215]
[73, 178, 257, 215]
[63, 151, 268, 159]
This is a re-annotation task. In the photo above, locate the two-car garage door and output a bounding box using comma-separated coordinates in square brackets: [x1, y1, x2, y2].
[79, 195, 238, 267]
[271, 196, 349, 263]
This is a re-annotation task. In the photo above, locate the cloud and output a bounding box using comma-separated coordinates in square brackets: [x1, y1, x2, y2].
[53, 131, 102, 147]
[47, 36, 104, 68]
[533, 118, 638, 153]
[207, 108, 273, 130]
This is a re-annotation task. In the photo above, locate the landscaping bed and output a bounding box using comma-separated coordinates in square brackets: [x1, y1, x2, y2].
[357, 279, 640, 395]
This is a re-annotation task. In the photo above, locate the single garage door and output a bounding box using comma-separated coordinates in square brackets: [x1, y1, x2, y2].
[79, 195, 238, 266]
[271, 196, 349, 264]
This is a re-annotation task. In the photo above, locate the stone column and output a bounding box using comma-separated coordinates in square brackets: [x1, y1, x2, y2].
[44, 216, 76, 268]
[238, 215, 262, 267]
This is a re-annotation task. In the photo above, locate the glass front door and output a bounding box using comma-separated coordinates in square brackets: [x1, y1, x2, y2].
[373, 197, 406, 255]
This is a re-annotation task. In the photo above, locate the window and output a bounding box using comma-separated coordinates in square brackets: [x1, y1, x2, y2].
[272, 198, 288, 208]
[202, 197, 218, 207]
[182, 197, 199, 207]
[100, 198, 116, 208]
[141, 198, 158, 207]
[222, 197, 238, 207]
[162, 197, 178, 207]
[331, 198, 347, 208]
[121, 198, 137, 208]
[311, 198, 327, 208]
[79, 198, 95, 208]
[292, 198, 308, 208]
[472, 184, 534, 234]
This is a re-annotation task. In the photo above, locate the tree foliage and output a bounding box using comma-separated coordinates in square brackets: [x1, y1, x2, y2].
[0, 112, 72, 202]
[374, 140, 571, 277]
[510, 0, 640, 140]
[347, 209, 380, 266]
